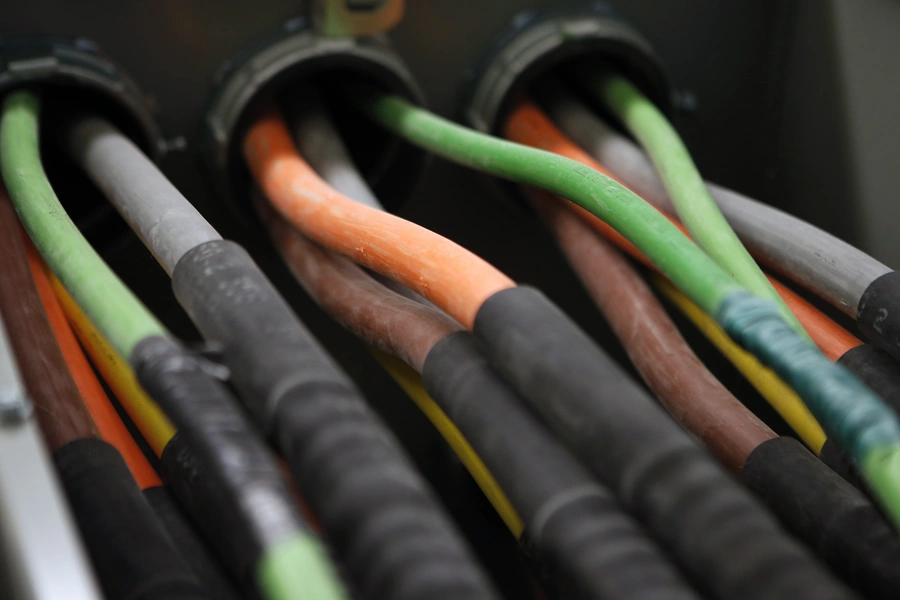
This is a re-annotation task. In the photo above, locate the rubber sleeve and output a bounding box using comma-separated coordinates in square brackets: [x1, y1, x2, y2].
[170, 240, 499, 600]
[132, 336, 309, 585]
[53, 438, 208, 600]
[858, 272, 900, 362]
[743, 437, 900, 599]
[474, 286, 856, 600]
[424, 332, 700, 600]
[819, 439, 868, 493]
[838, 344, 900, 416]
[143, 486, 242, 600]
[719, 293, 900, 460]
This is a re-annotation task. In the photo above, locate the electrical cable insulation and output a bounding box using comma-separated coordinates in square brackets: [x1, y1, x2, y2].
[262, 199, 703, 599]
[245, 105, 516, 329]
[586, 72, 805, 335]
[372, 351, 524, 537]
[29, 242, 162, 488]
[504, 100, 826, 452]
[33, 248, 242, 599]
[531, 187, 900, 598]
[338, 82, 900, 541]
[529, 188, 775, 470]
[69, 113, 499, 600]
[50, 274, 175, 457]
[0, 186, 209, 600]
[1, 90, 347, 600]
[254, 114, 856, 600]
[536, 79, 900, 362]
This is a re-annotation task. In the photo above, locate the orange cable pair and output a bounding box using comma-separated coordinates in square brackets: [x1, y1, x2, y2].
[503, 99, 862, 362]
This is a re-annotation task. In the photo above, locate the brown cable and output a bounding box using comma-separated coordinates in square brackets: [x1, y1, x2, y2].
[0, 189, 99, 449]
[528, 187, 775, 473]
[257, 195, 463, 372]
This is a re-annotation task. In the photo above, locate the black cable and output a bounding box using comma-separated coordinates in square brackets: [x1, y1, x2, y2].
[474, 286, 857, 600]
[171, 240, 500, 600]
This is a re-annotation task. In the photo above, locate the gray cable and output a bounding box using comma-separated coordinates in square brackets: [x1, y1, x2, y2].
[67, 118, 221, 275]
[0, 310, 102, 600]
[287, 89, 439, 308]
[287, 88, 383, 210]
[535, 78, 892, 316]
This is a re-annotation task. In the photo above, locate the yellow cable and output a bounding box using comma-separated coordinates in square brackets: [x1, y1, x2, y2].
[654, 275, 827, 455]
[49, 271, 176, 456]
[371, 350, 525, 538]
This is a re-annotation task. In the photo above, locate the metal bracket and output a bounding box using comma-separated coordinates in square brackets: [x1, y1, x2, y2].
[312, 0, 405, 37]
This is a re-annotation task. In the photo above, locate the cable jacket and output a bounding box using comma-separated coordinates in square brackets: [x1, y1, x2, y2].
[54, 438, 208, 600]
[66, 117, 221, 275]
[535, 78, 890, 317]
[718, 292, 900, 530]
[504, 102, 826, 452]
[143, 486, 242, 600]
[424, 332, 701, 600]
[260, 200, 461, 372]
[743, 437, 900, 599]
[474, 286, 856, 600]
[50, 275, 175, 457]
[858, 272, 900, 361]
[344, 85, 742, 316]
[245, 104, 517, 329]
[538, 193, 898, 598]
[0, 192, 98, 449]
[171, 240, 499, 600]
[31, 243, 162, 489]
[374, 351, 524, 537]
[131, 336, 343, 600]
[0, 90, 166, 357]
[531, 189, 775, 471]
[586, 72, 803, 333]
[653, 276, 826, 453]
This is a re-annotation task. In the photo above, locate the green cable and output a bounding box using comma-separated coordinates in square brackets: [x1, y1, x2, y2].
[590, 73, 808, 338]
[258, 535, 347, 600]
[0, 90, 165, 358]
[0, 89, 347, 600]
[348, 85, 743, 316]
[345, 84, 900, 531]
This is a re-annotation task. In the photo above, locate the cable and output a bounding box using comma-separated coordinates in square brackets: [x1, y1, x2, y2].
[29, 241, 162, 487]
[67, 112, 497, 600]
[535, 78, 900, 359]
[255, 115, 854, 600]
[372, 351, 524, 538]
[511, 94, 900, 469]
[0, 90, 344, 600]
[585, 72, 805, 335]
[343, 83, 900, 539]
[262, 202, 702, 600]
[661, 275, 826, 445]
[530, 188, 776, 469]
[32, 249, 242, 600]
[50, 274, 175, 457]
[0, 237, 101, 600]
[533, 187, 900, 598]
[247, 105, 516, 329]
[0, 188, 209, 600]
[504, 98, 826, 452]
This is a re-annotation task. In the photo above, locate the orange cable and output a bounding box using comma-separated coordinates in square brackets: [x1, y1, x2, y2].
[27, 238, 162, 490]
[243, 105, 515, 329]
[504, 100, 861, 362]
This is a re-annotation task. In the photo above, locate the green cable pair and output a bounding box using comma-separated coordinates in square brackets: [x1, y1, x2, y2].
[343, 80, 900, 533]
[0, 90, 345, 600]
